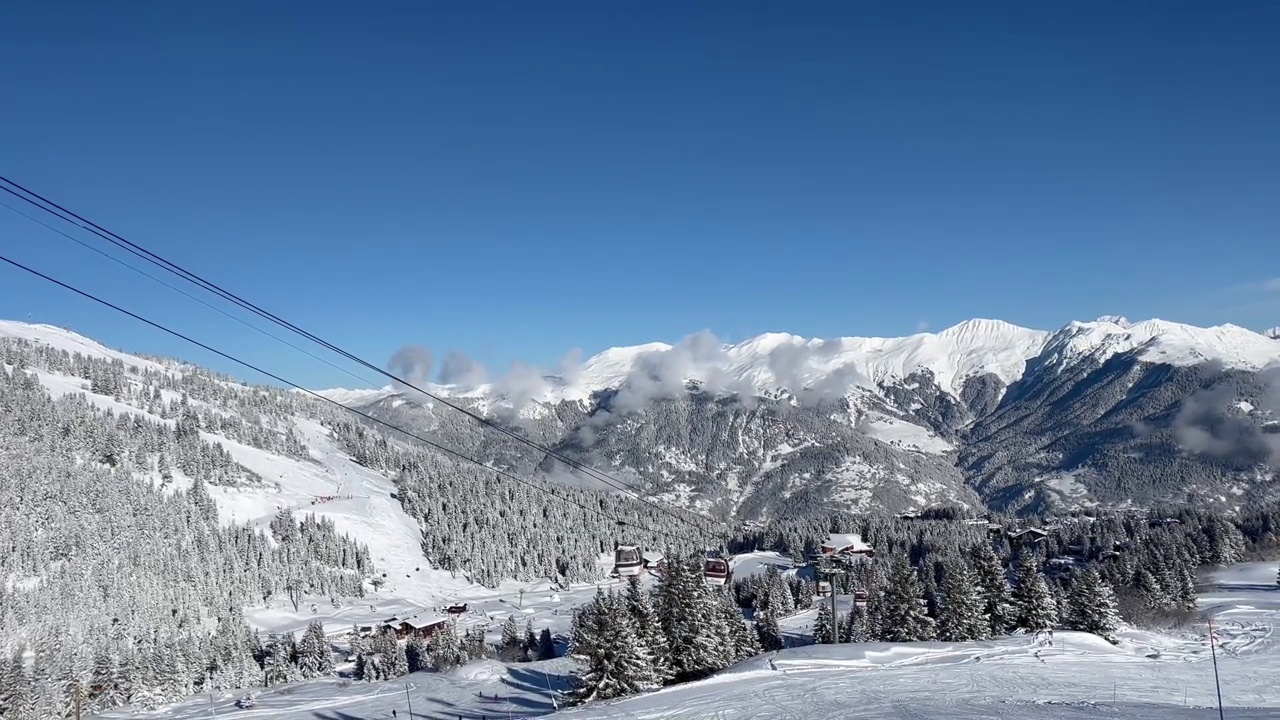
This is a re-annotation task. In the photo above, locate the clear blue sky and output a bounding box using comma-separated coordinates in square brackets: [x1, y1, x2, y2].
[1, 1, 1277, 389]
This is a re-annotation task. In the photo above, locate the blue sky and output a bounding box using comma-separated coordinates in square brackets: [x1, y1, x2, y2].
[1, 1, 1277, 389]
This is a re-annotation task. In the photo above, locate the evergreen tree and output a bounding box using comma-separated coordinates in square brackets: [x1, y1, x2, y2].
[537, 628, 557, 661]
[755, 609, 784, 651]
[89, 647, 127, 711]
[756, 566, 795, 617]
[937, 560, 989, 642]
[842, 602, 868, 643]
[500, 615, 521, 653]
[262, 636, 296, 687]
[461, 626, 488, 661]
[970, 545, 1015, 635]
[1, 646, 32, 719]
[1010, 553, 1058, 632]
[813, 600, 836, 644]
[523, 620, 538, 660]
[296, 621, 334, 679]
[405, 636, 430, 673]
[656, 556, 724, 682]
[623, 576, 670, 682]
[716, 591, 760, 662]
[1065, 569, 1121, 643]
[570, 590, 658, 704]
[868, 558, 935, 642]
[428, 623, 465, 671]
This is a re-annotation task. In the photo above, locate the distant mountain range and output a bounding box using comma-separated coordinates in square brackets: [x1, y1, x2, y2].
[4, 316, 1277, 519]
[320, 317, 1280, 519]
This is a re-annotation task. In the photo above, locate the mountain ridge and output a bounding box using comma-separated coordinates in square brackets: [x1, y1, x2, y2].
[5, 317, 1279, 520]
[320, 316, 1279, 409]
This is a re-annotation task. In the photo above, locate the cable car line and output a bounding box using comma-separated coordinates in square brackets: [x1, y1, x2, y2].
[0, 174, 723, 535]
[0, 195, 386, 393]
[0, 251, 712, 549]
[0, 186, 652, 526]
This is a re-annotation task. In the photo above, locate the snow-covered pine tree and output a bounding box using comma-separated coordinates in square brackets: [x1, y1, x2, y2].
[656, 555, 726, 682]
[766, 569, 796, 617]
[842, 602, 868, 643]
[622, 575, 670, 682]
[461, 626, 488, 661]
[89, 647, 127, 712]
[386, 635, 409, 678]
[716, 591, 760, 662]
[570, 590, 658, 704]
[969, 544, 1014, 636]
[537, 628, 557, 660]
[405, 636, 430, 673]
[1010, 552, 1058, 633]
[1065, 569, 1121, 643]
[0, 645, 32, 718]
[263, 635, 298, 687]
[869, 557, 935, 642]
[524, 620, 538, 660]
[937, 560, 989, 642]
[755, 608, 784, 651]
[501, 615, 520, 653]
[428, 622, 464, 671]
[296, 621, 334, 679]
[813, 600, 836, 644]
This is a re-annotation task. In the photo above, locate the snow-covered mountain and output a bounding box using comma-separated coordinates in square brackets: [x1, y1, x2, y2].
[328, 316, 1280, 517]
[330, 316, 1277, 409]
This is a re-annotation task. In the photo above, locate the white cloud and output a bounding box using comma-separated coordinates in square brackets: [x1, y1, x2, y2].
[1264, 277, 1280, 292]
[914, 320, 930, 333]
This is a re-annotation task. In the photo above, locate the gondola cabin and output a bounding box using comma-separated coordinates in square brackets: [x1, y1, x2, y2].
[614, 545, 643, 577]
[703, 557, 730, 586]
[817, 579, 832, 597]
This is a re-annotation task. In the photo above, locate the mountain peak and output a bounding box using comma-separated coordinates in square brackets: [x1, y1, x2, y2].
[1094, 315, 1132, 328]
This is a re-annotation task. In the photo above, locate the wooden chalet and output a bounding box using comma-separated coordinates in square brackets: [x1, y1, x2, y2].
[385, 613, 449, 640]
[1008, 527, 1050, 544]
[819, 533, 875, 559]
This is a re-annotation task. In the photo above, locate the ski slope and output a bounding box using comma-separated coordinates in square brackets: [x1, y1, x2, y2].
[114, 561, 1280, 719]
[548, 562, 1280, 719]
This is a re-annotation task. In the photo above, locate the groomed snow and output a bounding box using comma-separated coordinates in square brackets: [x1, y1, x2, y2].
[128, 561, 1280, 719]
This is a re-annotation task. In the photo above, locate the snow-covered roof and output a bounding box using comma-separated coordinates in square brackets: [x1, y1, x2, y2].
[821, 533, 872, 553]
[402, 613, 448, 629]
[642, 551, 664, 563]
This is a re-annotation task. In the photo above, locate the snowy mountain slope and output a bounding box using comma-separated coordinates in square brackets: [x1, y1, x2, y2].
[0, 330, 475, 612]
[0, 319, 170, 372]
[322, 317, 1278, 407]
[311, 316, 1280, 518]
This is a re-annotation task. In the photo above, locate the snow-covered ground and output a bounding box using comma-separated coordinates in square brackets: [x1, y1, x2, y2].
[128, 561, 1280, 719]
[547, 562, 1280, 719]
[858, 412, 953, 455]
